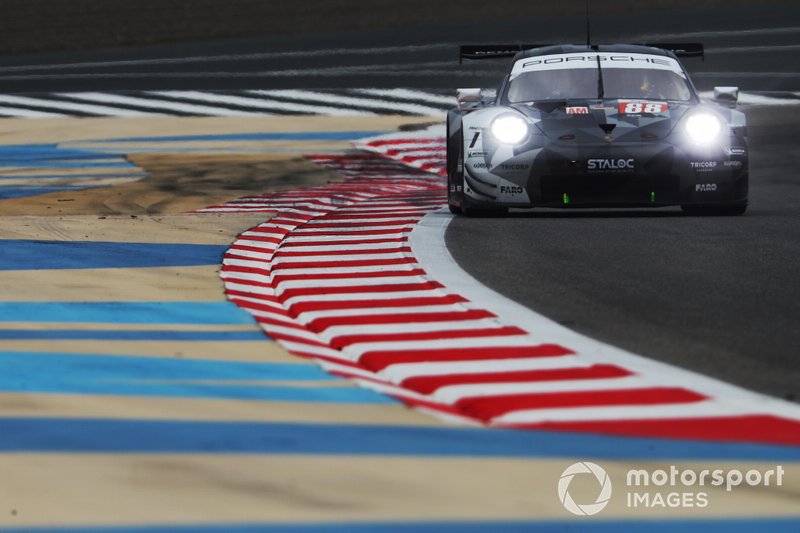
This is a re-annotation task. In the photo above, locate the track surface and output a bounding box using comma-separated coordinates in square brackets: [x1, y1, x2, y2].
[0, 3, 797, 92]
[447, 105, 800, 402]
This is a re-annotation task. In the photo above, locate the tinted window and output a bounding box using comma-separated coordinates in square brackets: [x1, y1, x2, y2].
[506, 68, 692, 102]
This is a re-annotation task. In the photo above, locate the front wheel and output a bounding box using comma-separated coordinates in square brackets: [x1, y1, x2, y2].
[681, 201, 748, 216]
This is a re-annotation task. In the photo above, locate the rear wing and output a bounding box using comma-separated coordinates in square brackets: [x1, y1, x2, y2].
[644, 42, 704, 60]
[459, 43, 704, 63]
[459, 44, 549, 63]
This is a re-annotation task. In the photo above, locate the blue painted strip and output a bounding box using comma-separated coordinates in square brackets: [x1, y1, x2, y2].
[0, 173, 145, 180]
[0, 144, 124, 159]
[0, 353, 388, 403]
[0, 240, 228, 270]
[102, 131, 389, 143]
[0, 330, 265, 340]
[2, 519, 798, 533]
[0, 419, 796, 460]
[0, 186, 100, 199]
[0, 161, 132, 168]
[0, 351, 333, 381]
[0, 302, 255, 324]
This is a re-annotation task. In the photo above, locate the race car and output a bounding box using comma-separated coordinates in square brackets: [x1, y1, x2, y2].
[447, 43, 748, 216]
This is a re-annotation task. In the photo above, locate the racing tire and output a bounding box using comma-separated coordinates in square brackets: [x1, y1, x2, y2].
[681, 201, 748, 216]
[446, 112, 465, 216]
[448, 204, 463, 215]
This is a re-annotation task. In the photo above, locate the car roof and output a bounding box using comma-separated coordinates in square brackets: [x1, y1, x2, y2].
[513, 44, 676, 61]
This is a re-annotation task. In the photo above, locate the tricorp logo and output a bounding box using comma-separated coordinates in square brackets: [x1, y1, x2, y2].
[558, 462, 613, 516]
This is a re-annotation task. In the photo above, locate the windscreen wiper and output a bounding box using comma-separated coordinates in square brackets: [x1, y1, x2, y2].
[595, 51, 605, 99]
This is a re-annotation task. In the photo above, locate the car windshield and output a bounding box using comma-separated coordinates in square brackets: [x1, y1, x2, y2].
[505, 67, 692, 103]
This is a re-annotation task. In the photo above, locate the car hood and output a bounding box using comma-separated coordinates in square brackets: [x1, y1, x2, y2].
[511, 100, 693, 143]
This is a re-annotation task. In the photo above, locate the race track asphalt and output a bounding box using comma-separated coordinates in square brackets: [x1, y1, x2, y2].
[447, 104, 800, 402]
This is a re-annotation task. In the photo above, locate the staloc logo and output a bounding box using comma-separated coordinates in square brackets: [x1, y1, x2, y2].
[587, 158, 634, 171]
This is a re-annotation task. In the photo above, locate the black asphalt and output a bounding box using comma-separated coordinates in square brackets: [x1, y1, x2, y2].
[0, 3, 797, 92]
[447, 105, 800, 402]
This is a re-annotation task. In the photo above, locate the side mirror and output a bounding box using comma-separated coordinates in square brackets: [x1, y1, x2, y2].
[713, 86, 739, 108]
[457, 88, 483, 112]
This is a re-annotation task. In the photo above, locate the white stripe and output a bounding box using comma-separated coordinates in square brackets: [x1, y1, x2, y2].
[320, 318, 508, 339]
[432, 376, 650, 404]
[0, 94, 161, 116]
[410, 206, 800, 421]
[297, 304, 466, 322]
[342, 335, 556, 358]
[281, 289, 448, 307]
[491, 400, 747, 425]
[223, 282, 275, 297]
[275, 242, 408, 253]
[261, 324, 322, 342]
[379, 356, 590, 383]
[268, 264, 420, 276]
[149, 90, 376, 116]
[301, 216, 423, 224]
[0, 105, 67, 118]
[274, 275, 427, 291]
[58, 92, 263, 116]
[269, 252, 411, 264]
[290, 224, 416, 233]
[248, 89, 447, 116]
[282, 234, 408, 243]
[352, 88, 455, 106]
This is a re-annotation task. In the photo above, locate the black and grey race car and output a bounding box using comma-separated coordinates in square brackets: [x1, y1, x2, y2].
[447, 43, 748, 216]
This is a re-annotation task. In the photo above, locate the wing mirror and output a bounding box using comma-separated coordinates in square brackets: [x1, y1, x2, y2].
[457, 88, 483, 111]
[713, 86, 739, 108]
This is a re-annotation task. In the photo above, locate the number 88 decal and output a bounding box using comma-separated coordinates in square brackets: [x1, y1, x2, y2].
[619, 101, 667, 114]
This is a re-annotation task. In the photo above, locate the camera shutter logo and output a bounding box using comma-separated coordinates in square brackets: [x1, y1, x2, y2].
[558, 462, 613, 516]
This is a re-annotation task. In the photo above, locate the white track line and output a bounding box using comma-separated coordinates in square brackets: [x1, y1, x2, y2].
[248, 90, 447, 116]
[149, 90, 376, 116]
[409, 208, 800, 421]
[58, 92, 262, 116]
[0, 94, 161, 117]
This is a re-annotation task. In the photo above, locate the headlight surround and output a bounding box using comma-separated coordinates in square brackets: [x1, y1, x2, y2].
[491, 114, 529, 145]
[685, 113, 722, 146]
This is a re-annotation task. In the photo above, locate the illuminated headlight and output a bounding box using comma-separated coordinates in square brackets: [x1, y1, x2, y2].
[491, 114, 529, 145]
[685, 113, 722, 145]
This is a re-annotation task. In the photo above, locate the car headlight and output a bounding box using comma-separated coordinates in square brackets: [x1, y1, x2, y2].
[685, 113, 722, 146]
[491, 114, 529, 145]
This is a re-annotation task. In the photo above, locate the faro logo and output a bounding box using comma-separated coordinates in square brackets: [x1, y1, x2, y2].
[558, 462, 613, 516]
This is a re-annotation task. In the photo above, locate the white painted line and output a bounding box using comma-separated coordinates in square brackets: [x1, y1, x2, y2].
[249, 89, 447, 116]
[0, 94, 161, 117]
[149, 90, 376, 116]
[409, 207, 800, 421]
[58, 92, 262, 116]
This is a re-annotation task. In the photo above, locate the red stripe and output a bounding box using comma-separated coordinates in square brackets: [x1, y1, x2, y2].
[289, 228, 413, 237]
[280, 237, 408, 247]
[287, 295, 468, 314]
[512, 415, 800, 447]
[359, 344, 575, 371]
[329, 326, 527, 350]
[222, 265, 271, 277]
[401, 364, 634, 394]
[307, 308, 491, 331]
[321, 213, 425, 220]
[271, 268, 425, 284]
[366, 138, 445, 147]
[273, 247, 411, 257]
[270, 258, 418, 270]
[454, 388, 708, 422]
[299, 220, 420, 228]
[278, 281, 444, 300]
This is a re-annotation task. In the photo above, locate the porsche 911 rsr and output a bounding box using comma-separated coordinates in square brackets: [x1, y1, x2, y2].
[446, 44, 748, 216]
